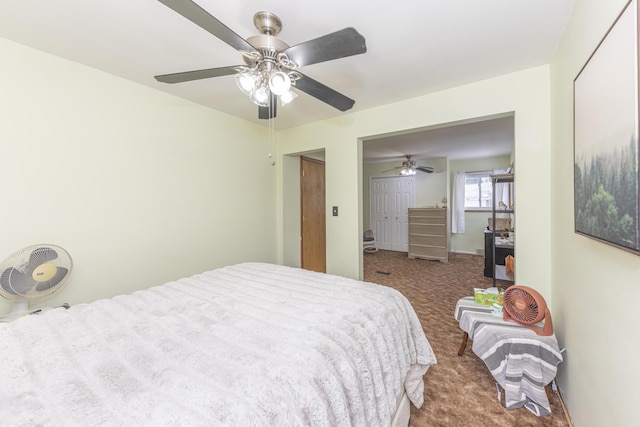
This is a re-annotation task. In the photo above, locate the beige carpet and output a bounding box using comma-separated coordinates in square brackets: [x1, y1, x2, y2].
[363, 250, 569, 427]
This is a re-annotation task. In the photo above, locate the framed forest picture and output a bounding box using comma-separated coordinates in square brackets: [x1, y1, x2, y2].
[574, 0, 640, 253]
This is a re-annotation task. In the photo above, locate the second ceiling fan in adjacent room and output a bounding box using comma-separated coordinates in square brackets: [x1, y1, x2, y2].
[384, 155, 434, 175]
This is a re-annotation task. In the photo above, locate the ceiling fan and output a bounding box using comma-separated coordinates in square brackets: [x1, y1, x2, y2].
[154, 0, 367, 120]
[384, 155, 434, 175]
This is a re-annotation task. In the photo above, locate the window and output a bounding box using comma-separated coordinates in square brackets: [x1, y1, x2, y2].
[464, 171, 493, 210]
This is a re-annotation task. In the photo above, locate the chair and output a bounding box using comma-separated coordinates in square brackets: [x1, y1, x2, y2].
[363, 229, 378, 253]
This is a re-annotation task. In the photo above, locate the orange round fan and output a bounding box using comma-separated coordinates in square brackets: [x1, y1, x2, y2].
[502, 285, 553, 336]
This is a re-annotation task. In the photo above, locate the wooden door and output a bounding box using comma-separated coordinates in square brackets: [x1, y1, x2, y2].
[301, 157, 326, 272]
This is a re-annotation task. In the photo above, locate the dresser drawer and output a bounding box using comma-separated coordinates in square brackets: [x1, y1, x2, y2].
[408, 216, 446, 226]
[408, 208, 448, 262]
[408, 245, 447, 260]
[409, 223, 445, 235]
[409, 234, 446, 247]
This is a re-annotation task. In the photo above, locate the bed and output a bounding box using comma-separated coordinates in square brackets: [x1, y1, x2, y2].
[0, 262, 436, 426]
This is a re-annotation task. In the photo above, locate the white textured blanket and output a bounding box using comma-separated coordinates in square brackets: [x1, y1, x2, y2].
[0, 262, 436, 426]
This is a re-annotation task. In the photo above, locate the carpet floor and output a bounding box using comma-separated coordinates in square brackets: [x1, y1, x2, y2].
[363, 250, 569, 427]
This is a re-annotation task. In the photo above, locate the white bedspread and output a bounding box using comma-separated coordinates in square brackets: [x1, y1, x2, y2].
[0, 262, 436, 426]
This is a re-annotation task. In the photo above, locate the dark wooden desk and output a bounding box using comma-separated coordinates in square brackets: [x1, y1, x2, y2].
[484, 230, 514, 277]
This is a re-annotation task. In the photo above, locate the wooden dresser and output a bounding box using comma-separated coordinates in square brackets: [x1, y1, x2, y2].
[408, 208, 448, 262]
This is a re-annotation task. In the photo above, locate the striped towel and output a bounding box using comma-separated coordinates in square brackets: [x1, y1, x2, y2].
[455, 297, 563, 416]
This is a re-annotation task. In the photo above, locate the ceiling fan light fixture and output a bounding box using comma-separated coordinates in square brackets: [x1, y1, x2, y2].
[235, 72, 258, 96]
[400, 167, 416, 176]
[399, 159, 417, 175]
[250, 85, 270, 107]
[279, 89, 297, 106]
[242, 67, 297, 109]
[268, 71, 292, 95]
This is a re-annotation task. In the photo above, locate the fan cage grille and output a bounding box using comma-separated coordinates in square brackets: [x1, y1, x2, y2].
[503, 286, 546, 324]
[0, 244, 72, 302]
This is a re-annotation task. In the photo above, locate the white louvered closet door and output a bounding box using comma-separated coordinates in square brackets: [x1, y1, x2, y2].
[370, 176, 415, 252]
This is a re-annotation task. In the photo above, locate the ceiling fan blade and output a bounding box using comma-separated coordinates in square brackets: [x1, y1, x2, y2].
[294, 73, 355, 112]
[282, 27, 367, 67]
[416, 166, 434, 173]
[157, 0, 258, 54]
[258, 94, 278, 120]
[382, 167, 401, 173]
[155, 66, 240, 84]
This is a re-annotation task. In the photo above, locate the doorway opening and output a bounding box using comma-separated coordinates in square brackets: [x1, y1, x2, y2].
[282, 150, 326, 269]
[300, 156, 326, 272]
[361, 113, 515, 272]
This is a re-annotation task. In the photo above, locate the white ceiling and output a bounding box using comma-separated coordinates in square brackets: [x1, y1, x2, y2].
[0, 0, 574, 161]
[363, 114, 515, 163]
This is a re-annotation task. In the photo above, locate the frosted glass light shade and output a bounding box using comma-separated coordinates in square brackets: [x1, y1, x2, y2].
[251, 85, 270, 107]
[268, 71, 291, 96]
[279, 90, 297, 106]
[400, 168, 416, 176]
[235, 72, 258, 96]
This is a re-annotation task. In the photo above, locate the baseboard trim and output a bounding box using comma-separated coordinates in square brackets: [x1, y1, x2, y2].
[556, 387, 573, 427]
[450, 250, 481, 256]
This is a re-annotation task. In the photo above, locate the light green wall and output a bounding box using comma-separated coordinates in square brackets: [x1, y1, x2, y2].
[277, 66, 552, 302]
[550, 0, 639, 424]
[0, 38, 277, 313]
[282, 154, 301, 267]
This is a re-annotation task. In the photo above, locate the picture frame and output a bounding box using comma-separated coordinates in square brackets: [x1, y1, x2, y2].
[573, 0, 640, 253]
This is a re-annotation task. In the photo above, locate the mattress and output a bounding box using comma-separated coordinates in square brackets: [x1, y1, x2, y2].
[0, 262, 436, 426]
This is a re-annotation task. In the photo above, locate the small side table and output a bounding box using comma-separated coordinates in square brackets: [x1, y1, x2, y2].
[454, 296, 563, 416]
